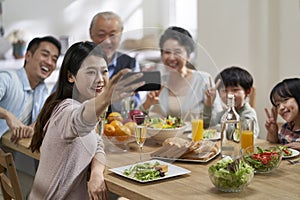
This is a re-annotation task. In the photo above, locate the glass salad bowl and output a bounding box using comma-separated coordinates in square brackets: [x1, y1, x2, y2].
[208, 157, 254, 192]
[242, 146, 283, 173]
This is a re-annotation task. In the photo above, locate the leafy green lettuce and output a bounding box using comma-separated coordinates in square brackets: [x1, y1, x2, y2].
[208, 157, 254, 190]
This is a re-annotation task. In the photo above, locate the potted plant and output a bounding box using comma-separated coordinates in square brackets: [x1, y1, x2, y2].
[6, 29, 28, 59]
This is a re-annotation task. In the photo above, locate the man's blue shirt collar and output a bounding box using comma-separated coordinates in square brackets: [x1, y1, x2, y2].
[17, 68, 33, 91]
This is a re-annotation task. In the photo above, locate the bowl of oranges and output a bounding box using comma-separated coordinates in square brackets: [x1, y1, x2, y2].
[102, 112, 137, 152]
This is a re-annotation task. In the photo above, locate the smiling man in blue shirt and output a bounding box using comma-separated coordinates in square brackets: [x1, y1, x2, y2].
[0, 36, 61, 143]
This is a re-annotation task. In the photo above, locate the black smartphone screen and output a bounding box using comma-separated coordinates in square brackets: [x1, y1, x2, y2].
[121, 71, 161, 91]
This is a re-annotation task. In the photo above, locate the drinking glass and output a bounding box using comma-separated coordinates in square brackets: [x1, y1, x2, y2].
[241, 119, 254, 152]
[133, 114, 149, 161]
[190, 111, 204, 142]
[121, 96, 135, 119]
[96, 116, 105, 135]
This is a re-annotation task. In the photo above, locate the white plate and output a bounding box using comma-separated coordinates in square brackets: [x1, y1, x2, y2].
[187, 132, 221, 141]
[283, 148, 300, 159]
[109, 159, 191, 183]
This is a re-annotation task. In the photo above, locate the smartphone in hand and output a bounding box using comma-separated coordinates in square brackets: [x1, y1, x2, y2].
[121, 71, 161, 91]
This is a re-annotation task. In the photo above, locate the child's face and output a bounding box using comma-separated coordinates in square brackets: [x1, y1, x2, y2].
[219, 85, 248, 110]
[275, 97, 300, 123]
[71, 55, 108, 102]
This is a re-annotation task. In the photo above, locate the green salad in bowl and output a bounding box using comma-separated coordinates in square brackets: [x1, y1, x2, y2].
[147, 116, 186, 144]
[208, 156, 254, 192]
[149, 115, 183, 129]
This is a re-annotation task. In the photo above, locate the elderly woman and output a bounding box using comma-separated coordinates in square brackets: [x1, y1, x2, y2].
[140, 26, 223, 128]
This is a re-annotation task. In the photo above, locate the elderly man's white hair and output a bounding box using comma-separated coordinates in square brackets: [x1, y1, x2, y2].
[89, 11, 124, 32]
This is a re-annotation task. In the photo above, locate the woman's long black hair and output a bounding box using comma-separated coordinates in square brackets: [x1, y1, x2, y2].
[30, 41, 107, 152]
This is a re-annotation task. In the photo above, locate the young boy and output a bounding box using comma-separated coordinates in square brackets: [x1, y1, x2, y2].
[206, 66, 259, 137]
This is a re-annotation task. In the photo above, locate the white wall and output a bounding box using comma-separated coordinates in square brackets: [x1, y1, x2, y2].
[279, 0, 300, 79]
[197, 0, 300, 139]
[2, 0, 149, 42]
[2, 0, 197, 43]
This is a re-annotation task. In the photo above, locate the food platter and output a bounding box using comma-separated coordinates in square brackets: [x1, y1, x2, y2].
[151, 149, 220, 163]
[150, 139, 221, 163]
[109, 159, 191, 183]
[283, 148, 300, 159]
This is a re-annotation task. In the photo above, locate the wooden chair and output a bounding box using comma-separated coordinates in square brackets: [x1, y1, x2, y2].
[0, 148, 22, 200]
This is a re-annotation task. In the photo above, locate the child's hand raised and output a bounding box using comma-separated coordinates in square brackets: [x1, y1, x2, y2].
[264, 107, 279, 143]
[205, 77, 221, 107]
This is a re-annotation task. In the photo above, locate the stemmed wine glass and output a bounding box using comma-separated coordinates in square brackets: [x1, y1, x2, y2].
[133, 114, 149, 161]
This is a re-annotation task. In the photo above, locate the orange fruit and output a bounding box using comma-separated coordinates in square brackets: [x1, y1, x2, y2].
[115, 126, 131, 141]
[115, 125, 131, 136]
[107, 112, 123, 123]
[103, 124, 116, 136]
[110, 120, 123, 128]
[124, 121, 137, 135]
[120, 126, 131, 136]
[111, 120, 123, 136]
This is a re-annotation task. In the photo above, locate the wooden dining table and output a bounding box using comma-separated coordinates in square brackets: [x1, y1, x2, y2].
[104, 136, 300, 200]
[1, 131, 300, 200]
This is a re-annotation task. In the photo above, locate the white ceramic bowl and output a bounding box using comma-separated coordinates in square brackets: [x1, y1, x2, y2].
[147, 124, 187, 144]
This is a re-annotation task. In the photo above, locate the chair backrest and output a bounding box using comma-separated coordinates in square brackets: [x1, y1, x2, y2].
[0, 149, 22, 200]
[249, 87, 256, 108]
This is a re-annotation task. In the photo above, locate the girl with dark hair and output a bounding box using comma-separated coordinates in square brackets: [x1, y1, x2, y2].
[29, 41, 144, 199]
[265, 78, 300, 150]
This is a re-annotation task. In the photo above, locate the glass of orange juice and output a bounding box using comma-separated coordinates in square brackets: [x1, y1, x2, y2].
[191, 111, 204, 142]
[241, 119, 254, 151]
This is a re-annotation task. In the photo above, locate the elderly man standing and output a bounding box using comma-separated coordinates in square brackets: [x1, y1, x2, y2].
[89, 11, 141, 114]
